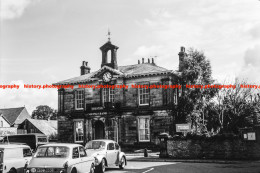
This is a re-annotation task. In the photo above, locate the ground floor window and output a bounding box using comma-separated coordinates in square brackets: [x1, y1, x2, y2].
[74, 120, 84, 142]
[138, 117, 150, 142]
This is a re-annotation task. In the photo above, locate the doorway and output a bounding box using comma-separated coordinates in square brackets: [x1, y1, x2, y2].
[95, 120, 105, 139]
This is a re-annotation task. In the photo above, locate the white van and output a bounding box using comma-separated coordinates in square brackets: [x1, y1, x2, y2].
[0, 144, 32, 173]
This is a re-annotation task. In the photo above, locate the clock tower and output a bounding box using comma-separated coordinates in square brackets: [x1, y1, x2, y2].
[100, 35, 118, 70]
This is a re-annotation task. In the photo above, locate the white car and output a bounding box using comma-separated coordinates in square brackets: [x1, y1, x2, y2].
[25, 143, 95, 173]
[0, 144, 32, 173]
[85, 140, 126, 173]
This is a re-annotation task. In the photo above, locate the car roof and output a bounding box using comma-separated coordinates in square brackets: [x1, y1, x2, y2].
[39, 143, 83, 148]
[4, 133, 47, 137]
[0, 144, 30, 149]
[89, 139, 117, 143]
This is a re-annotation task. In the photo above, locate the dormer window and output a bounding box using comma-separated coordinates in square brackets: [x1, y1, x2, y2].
[75, 90, 84, 110]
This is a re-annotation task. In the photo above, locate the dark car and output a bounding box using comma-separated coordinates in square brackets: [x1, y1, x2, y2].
[2, 134, 48, 151]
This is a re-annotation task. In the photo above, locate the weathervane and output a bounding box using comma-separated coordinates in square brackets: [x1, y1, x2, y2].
[107, 29, 111, 42]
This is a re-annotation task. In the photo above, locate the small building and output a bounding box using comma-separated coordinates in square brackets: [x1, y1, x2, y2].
[54, 39, 185, 148]
[0, 107, 31, 127]
[18, 118, 58, 139]
[0, 107, 31, 137]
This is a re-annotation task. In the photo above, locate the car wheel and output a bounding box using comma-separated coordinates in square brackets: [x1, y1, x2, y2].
[71, 168, 77, 173]
[90, 163, 95, 173]
[9, 169, 17, 173]
[119, 157, 126, 169]
[95, 158, 106, 173]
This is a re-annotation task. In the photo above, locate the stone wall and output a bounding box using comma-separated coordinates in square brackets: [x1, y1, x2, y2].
[58, 116, 74, 143]
[167, 138, 260, 159]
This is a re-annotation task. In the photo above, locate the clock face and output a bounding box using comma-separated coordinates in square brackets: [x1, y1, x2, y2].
[103, 72, 112, 82]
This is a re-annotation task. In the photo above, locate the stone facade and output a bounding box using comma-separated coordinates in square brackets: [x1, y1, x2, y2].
[54, 40, 183, 148]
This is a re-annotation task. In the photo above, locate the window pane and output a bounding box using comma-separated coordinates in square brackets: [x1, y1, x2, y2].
[75, 121, 84, 142]
[23, 148, 32, 157]
[139, 117, 150, 141]
[73, 147, 79, 159]
[79, 147, 87, 157]
[75, 90, 84, 109]
[110, 89, 115, 103]
[103, 88, 115, 104]
[115, 143, 119, 150]
[107, 143, 115, 150]
[139, 87, 149, 105]
[139, 119, 145, 129]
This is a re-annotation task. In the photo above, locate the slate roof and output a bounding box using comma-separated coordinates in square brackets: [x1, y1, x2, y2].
[118, 63, 170, 76]
[55, 63, 172, 85]
[24, 119, 57, 136]
[0, 107, 29, 126]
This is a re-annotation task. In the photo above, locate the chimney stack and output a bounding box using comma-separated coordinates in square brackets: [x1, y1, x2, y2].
[138, 60, 140, 64]
[142, 58, 144, 64]
[152, 58, 155, 64]
[80, 61, 91, 75]
[178, 46, 186, 72]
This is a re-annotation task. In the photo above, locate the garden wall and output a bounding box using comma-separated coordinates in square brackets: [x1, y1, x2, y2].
[167, 138, 260, 159]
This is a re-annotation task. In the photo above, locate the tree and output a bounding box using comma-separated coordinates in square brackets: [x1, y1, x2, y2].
[32, 105, 57, 120]
[213, 80, 259, 133]
[174, 48, 218, 132]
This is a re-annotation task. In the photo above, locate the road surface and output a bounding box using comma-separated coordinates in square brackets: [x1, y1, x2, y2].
[104, 160, 260, 173]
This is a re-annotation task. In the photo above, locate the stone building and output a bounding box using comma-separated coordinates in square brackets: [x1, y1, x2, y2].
[54, 39, 185, 147]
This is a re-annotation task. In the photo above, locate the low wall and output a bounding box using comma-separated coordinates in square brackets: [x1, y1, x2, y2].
[167, 139, 260, 159]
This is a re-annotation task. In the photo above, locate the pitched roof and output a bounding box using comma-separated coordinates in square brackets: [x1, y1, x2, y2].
[54, 63, 171, 85]
[0, 107, 27, 125]
[118, 63, 170, 77]
[25, 119, 57, 136]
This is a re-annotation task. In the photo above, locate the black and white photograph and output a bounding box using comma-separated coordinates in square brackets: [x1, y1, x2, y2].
[0, 0, 260, 173]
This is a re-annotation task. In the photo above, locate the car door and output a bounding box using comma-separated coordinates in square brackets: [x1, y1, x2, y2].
[19, 148, 33, 173]
[106, 143, 117, 165]
[79, 146, 93, 173]
[4, 148, 24, 173]
[71, 147, 82, 173]
[114, 143, 120, 164]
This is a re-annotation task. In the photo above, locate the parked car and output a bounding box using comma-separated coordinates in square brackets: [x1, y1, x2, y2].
[2, 134, 48, 151]
[25, 143, 95, 173]
[85, 139, 126, 173]
[0, 144, 33, 173]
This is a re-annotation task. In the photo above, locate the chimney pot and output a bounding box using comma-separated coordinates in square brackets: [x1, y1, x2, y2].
[85, 62, 88, 66]
[138, 60, 140, 64]
[148, 58, 150, 63]
[181, 46, 185, 52]
[142, 58, 144, 64]
[82, 61, 85, 66]
[152, 58, 154, 64]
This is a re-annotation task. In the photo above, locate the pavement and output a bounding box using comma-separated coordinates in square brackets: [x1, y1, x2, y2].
[125, 152, 260, 164]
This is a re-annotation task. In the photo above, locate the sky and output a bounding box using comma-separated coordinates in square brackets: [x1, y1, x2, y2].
[0, 0, 260, 114]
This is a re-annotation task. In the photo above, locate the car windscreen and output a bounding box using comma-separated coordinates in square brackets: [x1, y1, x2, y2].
[36, 146, 69, 158]
[85, 141, 106, 149]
